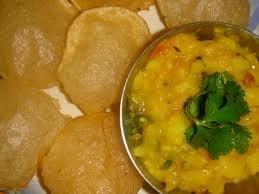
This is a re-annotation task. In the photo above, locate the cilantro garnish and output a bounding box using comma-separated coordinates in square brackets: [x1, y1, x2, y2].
[184, 72, 251, 159]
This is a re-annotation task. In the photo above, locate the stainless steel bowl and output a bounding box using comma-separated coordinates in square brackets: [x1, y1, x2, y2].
[120, 22, 259, 194]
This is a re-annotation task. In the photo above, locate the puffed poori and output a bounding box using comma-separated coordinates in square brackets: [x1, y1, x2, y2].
[0, 80, 70, 189]
[58, 7, 150, 113]
[71, 0, 155, 11]
[40, 113, 143, 194]
[157, 0, 250, 28]
[0, 0, 78, 88]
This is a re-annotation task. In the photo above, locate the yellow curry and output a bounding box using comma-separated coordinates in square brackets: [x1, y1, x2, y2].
[126, 28, 259, 194]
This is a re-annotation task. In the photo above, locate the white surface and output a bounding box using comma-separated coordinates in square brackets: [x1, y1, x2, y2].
[138, 6, 165, 34]
[44, 86, 83, 118]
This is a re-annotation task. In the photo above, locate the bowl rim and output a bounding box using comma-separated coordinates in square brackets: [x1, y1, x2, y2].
[119, 21, 259, 194]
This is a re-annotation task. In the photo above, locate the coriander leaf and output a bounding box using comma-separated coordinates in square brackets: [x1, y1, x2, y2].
[205, 80, 250, 123]
[184, 72, 251, 159]
[208, 123, 252, 159]
[208, 126, 234, 159]
[202, 72, 225, 120]
[185, 126, 195, 143]
[232, 123, 252, 154]
[201, 72, 224, 93]
[189, 125, 210, 149]
[204, 92, 224, 121]
[226, 81, 250, 117]
[202, 73, 224, 120]
[185, 93, 205, 119]
[205, 102, 240, 123]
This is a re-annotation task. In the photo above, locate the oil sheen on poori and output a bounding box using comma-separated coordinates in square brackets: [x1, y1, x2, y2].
[0, 80, 70, 189]
[0, 0, 78, 88]
[40, 113, 143, 194]
[157, 0, 250, 28]
[58, 7, 151, 114]
[126, 28, 259, 194]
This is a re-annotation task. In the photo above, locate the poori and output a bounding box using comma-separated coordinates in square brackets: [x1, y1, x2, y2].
[71, 0, 155, 11]
[156, 0, 250, 28]
[0, 0, 78, 88]
[58, 7, 150, 113]
[0, 80, 70, 189]
[40, 114, 143, 194]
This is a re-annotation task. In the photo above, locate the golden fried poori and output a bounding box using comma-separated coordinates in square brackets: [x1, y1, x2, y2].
[0, 80, 70, 189]
[58, 7, 150, 113]
[40, 114, 143, 194]
[157, 0, 250, 28]
[71, 0, 155, 11]
[0, 0, 78, 88]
